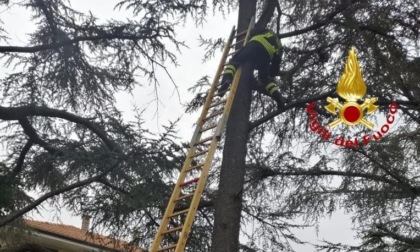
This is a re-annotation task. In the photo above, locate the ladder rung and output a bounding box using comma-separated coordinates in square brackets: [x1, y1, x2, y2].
[190, 149, 209, 158]
[203, 110, 224, 121]
[235, 30, 247, 37]
[200, 123, 218, 133]
[180, 177, 199, 187]
[175, 193, 194, 202]
[157, 244, 177, 252]
[169, 209, 189, 218]
[213, 89, 229, 98]
[209, 99, 227, 108]
[186, 163, 204, 172]
[194, 136, 214, 146]
[231, 39, 245, 48]
[162, 226, 183, 235]
[228, 50, 237, 57]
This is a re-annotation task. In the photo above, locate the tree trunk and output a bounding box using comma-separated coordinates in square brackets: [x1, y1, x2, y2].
[211, 1, 257, 251]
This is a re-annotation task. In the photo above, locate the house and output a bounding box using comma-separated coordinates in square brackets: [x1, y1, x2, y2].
[0, 216, 144, 252]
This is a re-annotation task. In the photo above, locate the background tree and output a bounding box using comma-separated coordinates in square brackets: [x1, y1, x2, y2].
[1, 0, 419, 251]
[0, 0, 231, 250]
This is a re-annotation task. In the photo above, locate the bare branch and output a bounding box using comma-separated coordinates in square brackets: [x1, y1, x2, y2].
[18, 117, 62, 156]
[0, 33, 160, 53]
[0, 105, 120, 152]
[11, 140, 33, 177]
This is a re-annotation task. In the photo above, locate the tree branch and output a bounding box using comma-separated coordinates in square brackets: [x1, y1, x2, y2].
[256, 0, 279, 28]
[97, 178, 211, 245]
[249, 95, 420, 131]
[278, 0, 357, 38]
[0, 33, 159, 53]
[0, 105, 120, 152]
[357, 149, 419, 195]
[0, 160, 121, 228]
[11, 140, 33, 177]
[96, 178, 175, 245]
[35, 0, 58, 41]
[373, 224, 420, 247]
[375, 99, 420, 107]
[248, 90, 334, 130]
[96, 178, 165, 234]
[246, 167, 408, 191]
[18, 117, 62, 156]
[400, 107, 420, 124]
[358, 24, 396, 40]
[283, 50, 315, 77]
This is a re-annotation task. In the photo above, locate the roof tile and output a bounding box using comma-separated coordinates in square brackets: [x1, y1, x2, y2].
[25, 220, 144, 252]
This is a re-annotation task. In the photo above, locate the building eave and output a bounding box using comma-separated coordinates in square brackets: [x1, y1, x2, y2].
[30, 228, 120, 252]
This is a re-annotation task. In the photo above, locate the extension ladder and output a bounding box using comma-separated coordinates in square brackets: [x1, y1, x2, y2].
[150, 18, 255, 252]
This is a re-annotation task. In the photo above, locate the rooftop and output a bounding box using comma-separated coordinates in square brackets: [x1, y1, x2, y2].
[25, 220, 144, 252]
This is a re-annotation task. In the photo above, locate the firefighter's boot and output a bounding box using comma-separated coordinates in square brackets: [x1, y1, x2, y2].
[217, 76, 233, 97]
[271, 90, 285, 108]
[217, 64, 237, 96]
[266, 82, 284, 108]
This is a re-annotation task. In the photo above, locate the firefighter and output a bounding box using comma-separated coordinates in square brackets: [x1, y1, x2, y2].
[218, 26, 284, 106]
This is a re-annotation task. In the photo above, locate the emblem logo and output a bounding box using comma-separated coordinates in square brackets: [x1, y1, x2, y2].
[306, 47, 398, 149]
[324, 47, 378, 129]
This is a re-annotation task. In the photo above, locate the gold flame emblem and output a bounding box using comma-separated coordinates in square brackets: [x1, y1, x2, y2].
[324, 47, 378, 129]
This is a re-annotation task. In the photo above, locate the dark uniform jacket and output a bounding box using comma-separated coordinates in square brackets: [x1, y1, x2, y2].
[249, 25, 282, 77]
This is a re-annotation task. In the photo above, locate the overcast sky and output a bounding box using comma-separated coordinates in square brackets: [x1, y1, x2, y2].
[0, 1, 359, 251]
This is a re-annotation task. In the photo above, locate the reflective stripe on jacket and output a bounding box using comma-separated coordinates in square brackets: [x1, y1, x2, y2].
[250, 31, 281, 59]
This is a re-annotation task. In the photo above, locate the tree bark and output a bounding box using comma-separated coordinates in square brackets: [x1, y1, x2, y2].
[211, 1, 257, 251]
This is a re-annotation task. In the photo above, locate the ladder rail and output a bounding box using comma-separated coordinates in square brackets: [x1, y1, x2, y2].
[215, 16, 255, 138]
[150, 27, 237, 252]
[175, 135, 219, 251]
[189, 26, 236, 149]
[150, 17, 255, 252]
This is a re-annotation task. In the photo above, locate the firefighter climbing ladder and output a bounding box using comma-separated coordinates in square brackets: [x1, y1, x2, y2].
[150, 18, 255, 252]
